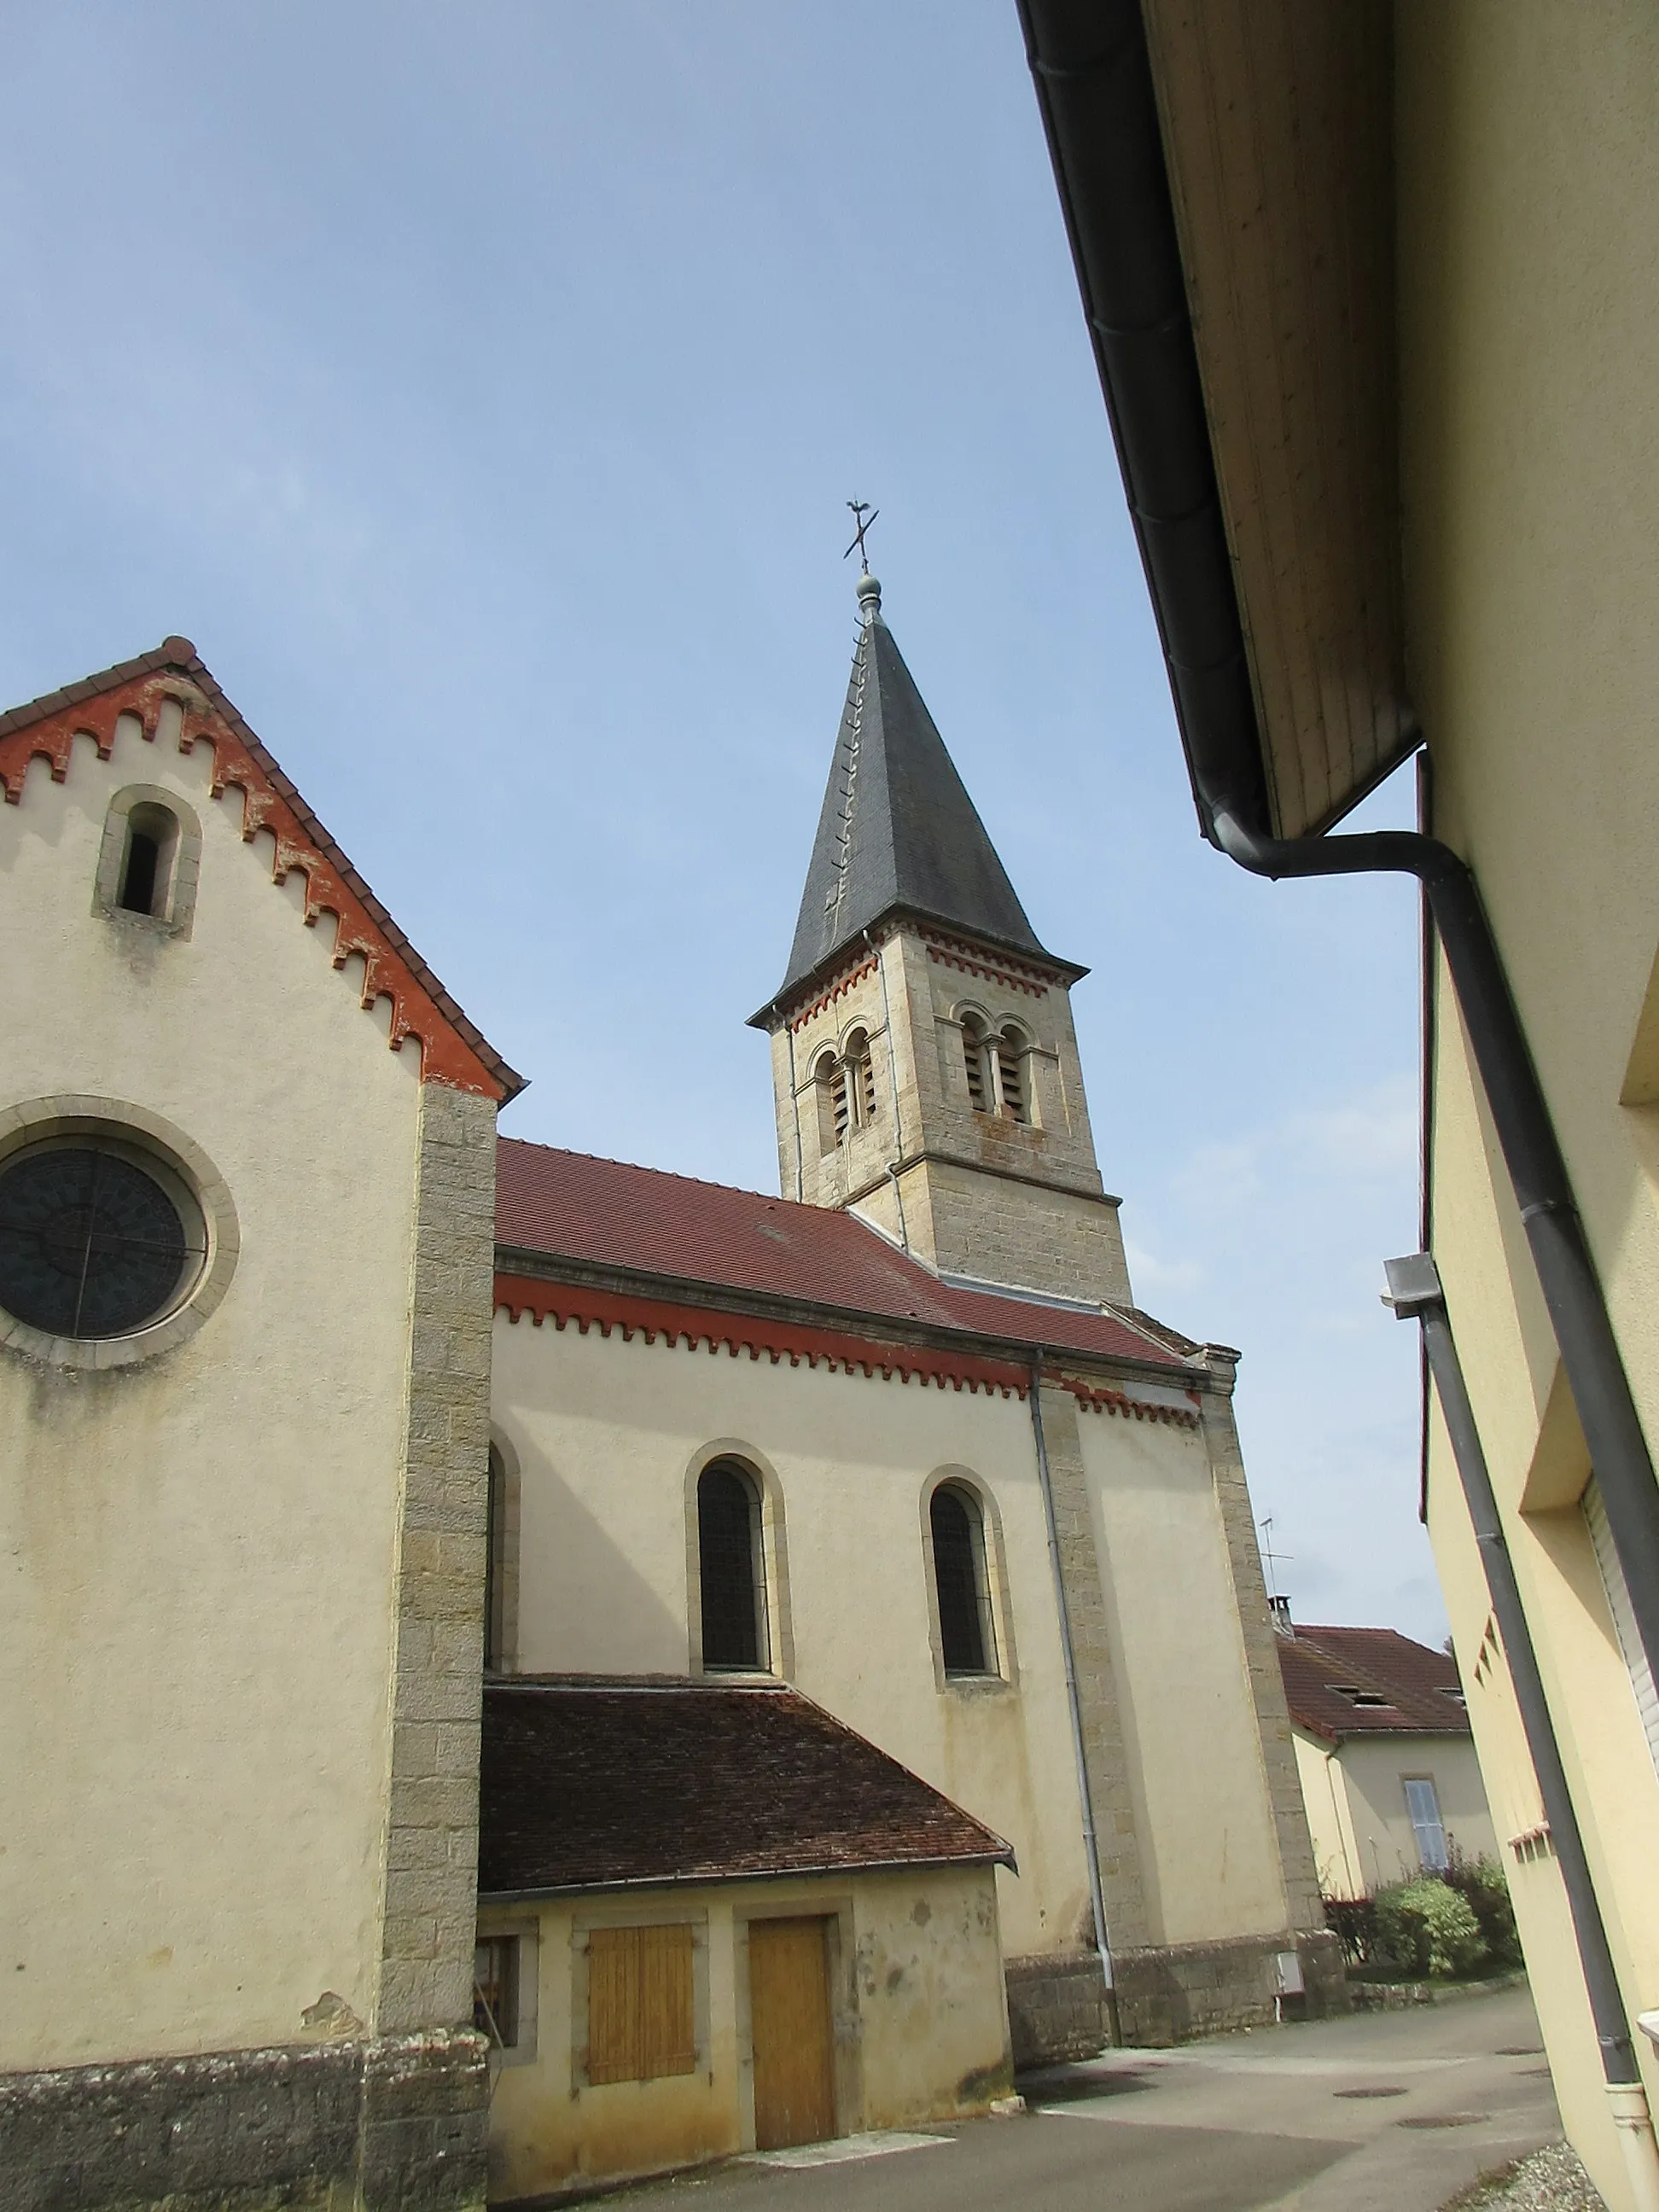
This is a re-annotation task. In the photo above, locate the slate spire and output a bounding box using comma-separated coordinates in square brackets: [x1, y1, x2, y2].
[765, 573, 1069, 1012]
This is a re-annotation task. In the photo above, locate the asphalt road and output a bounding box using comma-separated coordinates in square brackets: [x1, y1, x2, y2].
[589, 1986, 1559, 2212]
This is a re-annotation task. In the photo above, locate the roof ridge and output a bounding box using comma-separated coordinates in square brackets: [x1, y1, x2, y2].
[498, 1134, 781, 1207]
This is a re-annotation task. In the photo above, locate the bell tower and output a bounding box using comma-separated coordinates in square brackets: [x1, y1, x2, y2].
[750, 570, 1132, 1309]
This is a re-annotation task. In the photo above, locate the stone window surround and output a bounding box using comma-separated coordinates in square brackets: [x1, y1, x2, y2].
[474, 1918, 539, 2070]
[0, 1095, 240, 1371]
[91, 783, 204, 940]
[682, 1439, 795, 1682]
[917, 1465, 1019, 1697]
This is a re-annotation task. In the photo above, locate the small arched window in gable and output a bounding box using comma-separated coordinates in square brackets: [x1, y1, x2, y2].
[930, 1482, 998, 1678]
[95, 788, 201, 938]
[960, 1014, 988, 1113]
[698, 1460, 768, 1672]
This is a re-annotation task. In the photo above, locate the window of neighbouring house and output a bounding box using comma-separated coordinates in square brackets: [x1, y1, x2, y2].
[930, 1482, 998, 1678]
[1404, 1777, 1449, 1871]
[697, 1460, 767, 1672]
[1583, 1475, 1659, 1780]
[587, 1924, 696, 2085]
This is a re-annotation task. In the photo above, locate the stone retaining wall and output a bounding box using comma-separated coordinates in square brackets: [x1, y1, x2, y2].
[1008, 1929, 1348, 2062]
[0, 2029, 487, 2212]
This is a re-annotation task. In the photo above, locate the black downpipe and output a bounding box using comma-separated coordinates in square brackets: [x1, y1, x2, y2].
[1214, 807, 1659, 1697]
[1384, 1254, 1638, 2083]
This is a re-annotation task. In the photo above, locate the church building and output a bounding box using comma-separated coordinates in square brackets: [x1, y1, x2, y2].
[0, 573, 1338, 2209]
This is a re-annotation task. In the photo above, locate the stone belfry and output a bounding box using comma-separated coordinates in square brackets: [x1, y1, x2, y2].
[751, 569, 1132, 1307]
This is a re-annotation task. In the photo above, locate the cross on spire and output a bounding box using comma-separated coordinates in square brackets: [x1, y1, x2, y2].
[842, 500, 879, 571]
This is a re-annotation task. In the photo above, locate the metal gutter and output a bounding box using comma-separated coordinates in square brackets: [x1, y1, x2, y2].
[1017, 0, 1659, 1701]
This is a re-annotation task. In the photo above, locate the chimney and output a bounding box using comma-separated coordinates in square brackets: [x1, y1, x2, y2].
[1269, 1593, 1294, 1636]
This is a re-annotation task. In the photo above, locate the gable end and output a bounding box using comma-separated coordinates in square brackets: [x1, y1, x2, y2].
[0, 641, 523, 1101]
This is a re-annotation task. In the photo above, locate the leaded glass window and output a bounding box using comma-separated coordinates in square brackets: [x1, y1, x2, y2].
[931, 1484, 996, 1677]
[0, 1144, 201, 1340]
[698, 1462, 765, 1671]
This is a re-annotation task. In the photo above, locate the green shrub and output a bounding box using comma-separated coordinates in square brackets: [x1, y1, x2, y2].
[1443, 1849, 1523, 1970]
[1373, 1877, 1486, 1978]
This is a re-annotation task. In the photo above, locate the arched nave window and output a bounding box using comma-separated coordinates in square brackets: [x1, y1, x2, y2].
[484, 1444, 507, 1674]
[697, 1460, 768, 1672]
[930, 1482, 998, 1678]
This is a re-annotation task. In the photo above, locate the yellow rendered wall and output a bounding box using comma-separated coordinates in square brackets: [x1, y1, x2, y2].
[0, 718, 424, 2068]
[1397, 3, 1659, 2199]
[480, 1866, 1010, 2200]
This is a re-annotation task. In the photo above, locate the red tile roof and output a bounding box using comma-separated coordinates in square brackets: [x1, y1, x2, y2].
[1278, 1624, 1471, 1743]
[477, 1677, 1014, 1896]
[1, 640, 524, 1100]
[495, 1138, 1194, 1372]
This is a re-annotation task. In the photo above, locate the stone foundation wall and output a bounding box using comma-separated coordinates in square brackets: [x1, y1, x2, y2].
[1008, 1930, 1347, 2063]
[1113, 1929, 1349, 2046]
[1004, 1951, 1117, 2066]
[0, 2029, 486, 2212]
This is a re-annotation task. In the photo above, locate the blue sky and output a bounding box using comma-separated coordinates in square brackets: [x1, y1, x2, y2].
[0, 2, 1439, 1637]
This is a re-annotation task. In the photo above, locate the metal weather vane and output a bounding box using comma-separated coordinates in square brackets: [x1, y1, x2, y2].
[842, 500, 879, 570]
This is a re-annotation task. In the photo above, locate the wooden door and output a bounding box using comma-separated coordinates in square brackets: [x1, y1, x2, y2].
[748, 1917, 835, 2151]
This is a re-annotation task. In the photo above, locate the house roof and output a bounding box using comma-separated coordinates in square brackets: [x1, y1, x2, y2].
[757, 578, 1080, 1022]
[496, 1136, 1195, 1376]
[1017, 0, 1412, 841]
[1278, 1623, 1471, 1744]
[0, 639, 524, 1101]
[477, 1676, 1015, 1897]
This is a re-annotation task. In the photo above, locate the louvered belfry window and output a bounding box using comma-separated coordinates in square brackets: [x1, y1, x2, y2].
[996, 1035, 1027, 1123]
[698, 1461, 765, 1670]
[931, 1485, 994, 1676]
[588, 1925, 696, 2084]
[962, 1019, 987, 1111]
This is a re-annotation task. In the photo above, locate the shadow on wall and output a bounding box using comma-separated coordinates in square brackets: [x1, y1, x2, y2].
[516, 1459, 688, 1675]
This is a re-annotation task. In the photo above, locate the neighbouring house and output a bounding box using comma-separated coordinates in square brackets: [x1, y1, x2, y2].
[1274, 1615, 1498, 1899]
[1017, 4, 1659, 2203]
[474, 1677, 1014, 2199]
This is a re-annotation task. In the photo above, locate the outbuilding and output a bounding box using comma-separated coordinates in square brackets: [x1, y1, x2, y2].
[475, 1677, 1016, 2202]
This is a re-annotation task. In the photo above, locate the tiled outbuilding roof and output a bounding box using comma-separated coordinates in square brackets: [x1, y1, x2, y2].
[477, 1677, 1015, 1897]
[1278, 1623, 1472, 1744]
[495, 1138, 1194, 1374]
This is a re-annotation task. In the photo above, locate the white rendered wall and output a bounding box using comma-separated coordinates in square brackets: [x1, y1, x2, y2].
[0, 719, 424, 2069]
[493, 1313, 1295, 1965]
[1077, 1411, 1289, 1947]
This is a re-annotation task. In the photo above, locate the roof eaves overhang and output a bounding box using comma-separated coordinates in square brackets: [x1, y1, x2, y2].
[748, 904, 1089, 1033]
[479, 1847, 1017, 1907]
[492, 1245, 1209, 1394]
[1016, 0, 1417, 842]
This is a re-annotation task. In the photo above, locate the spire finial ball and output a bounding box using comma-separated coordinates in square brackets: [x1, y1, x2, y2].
[855, 570, 882, 608]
